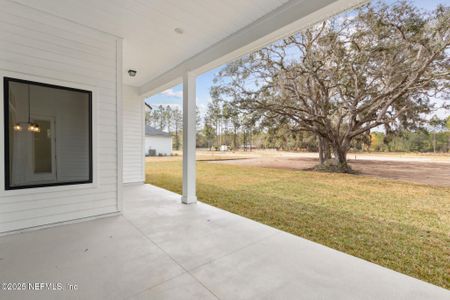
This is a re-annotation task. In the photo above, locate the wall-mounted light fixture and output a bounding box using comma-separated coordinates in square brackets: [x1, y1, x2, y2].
[128, 69, 137, 77]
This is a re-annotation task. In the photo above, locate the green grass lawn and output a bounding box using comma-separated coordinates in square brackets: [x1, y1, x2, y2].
[146, 159, 450, 289]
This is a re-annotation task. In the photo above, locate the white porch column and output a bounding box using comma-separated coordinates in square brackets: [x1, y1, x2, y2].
[182, 72, 197, 204]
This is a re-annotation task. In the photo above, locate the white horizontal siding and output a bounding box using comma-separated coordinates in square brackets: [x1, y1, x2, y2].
[0, 205, 118, 233]
[145, 136, 173, 156]
[122, 85, 144, 183]
[0, 0, 120, 233]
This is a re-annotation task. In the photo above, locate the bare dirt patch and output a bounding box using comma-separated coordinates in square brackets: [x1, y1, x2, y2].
[214, 156, 450, 187]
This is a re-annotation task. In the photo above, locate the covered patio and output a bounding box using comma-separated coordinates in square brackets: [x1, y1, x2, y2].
[0, 184, 447, 299]
[1, 0, 449, 298]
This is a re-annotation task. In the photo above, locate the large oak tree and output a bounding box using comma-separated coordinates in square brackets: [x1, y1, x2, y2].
[212, 1, 449, 171]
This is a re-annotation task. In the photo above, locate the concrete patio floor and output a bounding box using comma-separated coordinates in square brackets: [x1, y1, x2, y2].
[0, 184, 448, 299]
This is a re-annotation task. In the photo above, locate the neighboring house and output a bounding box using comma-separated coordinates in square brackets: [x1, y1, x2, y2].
[145, 125, 172, 156]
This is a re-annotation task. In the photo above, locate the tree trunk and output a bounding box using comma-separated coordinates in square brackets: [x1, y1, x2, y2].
[432, 132, 436, 153]
[243, 132, 247, 152]
[175, 132, 178, 150]
[323, 139, 332, 160]
[332, 143, 352, 173]
[174, 124, 179, 150]
[447, 133, 450, 153]
[318, 136, 325, 164]
[318, 136, 332, 165]
[334, 148, 347, 164]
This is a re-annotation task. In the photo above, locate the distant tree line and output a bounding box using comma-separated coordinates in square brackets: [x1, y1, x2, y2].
[370, 116, 450, 152]
[145, 105, 200, 151]
[197, 97, 256, 150]
[200, 103, 450, 153]
[146, 104, 449, 153]
[146, 105, 183, 150]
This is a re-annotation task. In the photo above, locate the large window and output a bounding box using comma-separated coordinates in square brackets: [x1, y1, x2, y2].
[3, 77, 92, 190]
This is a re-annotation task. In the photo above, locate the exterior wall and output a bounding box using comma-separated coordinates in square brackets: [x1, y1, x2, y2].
[0, 0, 122, 233]
[145, 136, 172, 156]
[123, 85, 144, 183]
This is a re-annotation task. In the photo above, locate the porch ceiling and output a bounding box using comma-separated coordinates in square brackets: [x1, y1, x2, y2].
[9, 0, 366, 94]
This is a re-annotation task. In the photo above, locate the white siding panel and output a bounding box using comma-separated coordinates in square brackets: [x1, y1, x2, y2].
[122, 85, 144, 183]
[0, 0, 120, 233]
[145, 136, 173, 156]
[0, 205, 118, 233]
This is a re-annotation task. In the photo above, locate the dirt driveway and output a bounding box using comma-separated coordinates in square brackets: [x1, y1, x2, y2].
[213, 156, 450, 187]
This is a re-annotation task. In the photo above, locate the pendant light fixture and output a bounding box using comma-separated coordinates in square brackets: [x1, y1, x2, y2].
[13, 123, 22, 131]
[13, 84, 40, 133]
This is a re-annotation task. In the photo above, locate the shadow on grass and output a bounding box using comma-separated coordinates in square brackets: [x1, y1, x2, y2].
[198, 157, 252, 162]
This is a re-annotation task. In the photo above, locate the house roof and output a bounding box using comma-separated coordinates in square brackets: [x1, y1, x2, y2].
[145, 125, 171, 137]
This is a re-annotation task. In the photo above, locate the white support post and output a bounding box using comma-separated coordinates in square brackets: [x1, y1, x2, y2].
[182, 72, 197, 204]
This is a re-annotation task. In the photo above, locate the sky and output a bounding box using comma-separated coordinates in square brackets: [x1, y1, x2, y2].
[146, 0, 449, 119]
[145, 66, 220, 116]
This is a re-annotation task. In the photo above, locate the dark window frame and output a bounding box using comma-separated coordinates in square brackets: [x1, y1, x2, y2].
[3, 77, 93, 190]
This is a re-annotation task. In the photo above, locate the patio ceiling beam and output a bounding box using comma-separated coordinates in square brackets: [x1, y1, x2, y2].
[138, 0, 368, 97]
